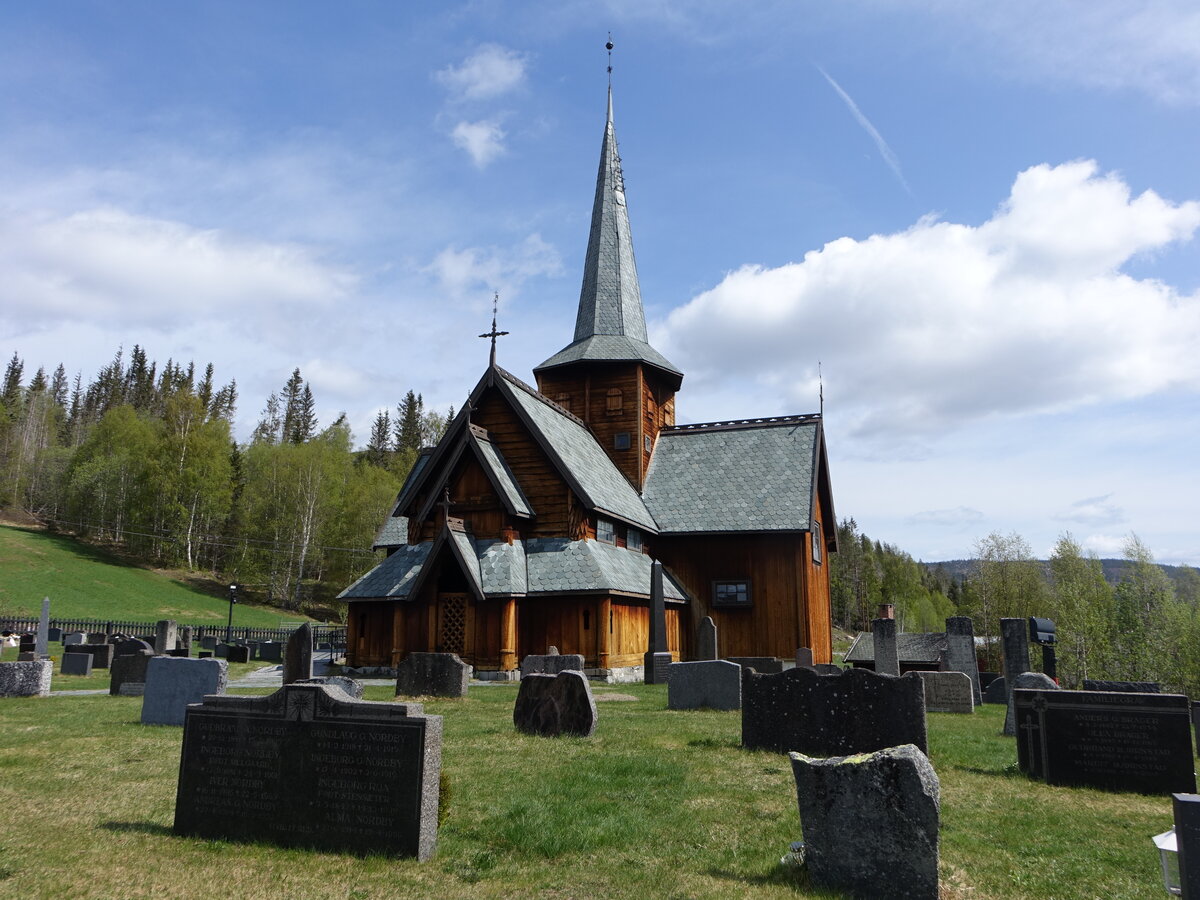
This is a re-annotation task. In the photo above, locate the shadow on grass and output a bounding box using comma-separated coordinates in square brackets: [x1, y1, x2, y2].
[951, 762, 1028, 779]
[687, 737, 740, 750]
[26, 528, 139, 569]
[704, 865, 813, 890]
[99, 821, 175, 837]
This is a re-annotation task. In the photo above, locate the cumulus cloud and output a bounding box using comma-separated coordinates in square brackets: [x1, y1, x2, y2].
[0, 207, 354, 329]
[659, 160, 1200, 445]
[426, 233, 563, 301]
[451, 120, 507, 168]
[437, 44, 527, 102]
[1055, 494, 1126, 526]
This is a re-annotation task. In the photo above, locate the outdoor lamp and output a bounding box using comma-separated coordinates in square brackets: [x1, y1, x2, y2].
[1153, 827, 1181, 896]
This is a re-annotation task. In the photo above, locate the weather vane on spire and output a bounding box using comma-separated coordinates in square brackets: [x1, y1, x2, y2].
[818, 360, 824, 417]
[607, 33, 613, 85]
[479, 291, 509, 367]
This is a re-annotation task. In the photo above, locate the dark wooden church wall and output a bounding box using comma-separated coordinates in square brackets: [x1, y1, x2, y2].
[347, 600, 394, 667]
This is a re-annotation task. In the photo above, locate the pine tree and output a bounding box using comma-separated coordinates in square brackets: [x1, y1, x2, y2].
[252, 393, 282, 444]
[197, 362, 215, 411]
[395, 390, 423, 452]
[2, 352, 24, 413]
[280, 369, 305, 442]
[49, 364, 68, 409]
[289, 383, 317, 444]
[367, 409, 392, 466]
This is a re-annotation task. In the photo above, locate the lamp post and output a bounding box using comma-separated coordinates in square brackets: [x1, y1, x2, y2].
[226, 583, 239, 642]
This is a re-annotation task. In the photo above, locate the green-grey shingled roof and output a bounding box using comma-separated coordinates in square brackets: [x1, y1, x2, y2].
[372, 515, 408, 550]
[534, 335, 681, 378]
[338, 542, 431, 600]
[843, 631, 948, 665]
[449, 529, 484, 598]
[642, 418, 820, 534]
[498, 369, 658, 532]
[471, 432, 533, 517]
[476, 539, 528, 595]
[525, 538, 687, 600]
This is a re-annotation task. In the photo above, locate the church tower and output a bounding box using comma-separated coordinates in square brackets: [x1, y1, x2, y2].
[534, 86, 683, 491]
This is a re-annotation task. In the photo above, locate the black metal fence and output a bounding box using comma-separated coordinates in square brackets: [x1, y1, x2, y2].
[0, 616, 345, 647]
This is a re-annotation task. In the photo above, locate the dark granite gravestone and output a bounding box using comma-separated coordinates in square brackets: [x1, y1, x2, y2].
[1004, 672, 1059, 735]
[742, 666, 927, 756]
[513, 670, 598, 737]
[1000, 618, 1030, 702]
[60, 652, 94, 676]
[726, 657, 785, 674]
[17, 651, 36, 662]
[395, 652, 470, 698]
[872, 617, 900, 677]
[0, 660, 53, 697]
[214, 643, 230, 659]
[48, 627, 63, 643]
[62, 632, 86, 646]
[645, 652, 672, 684]
[153, 620, 177, 656]
[696, 616, 718, 661]
[226, 645, 250, 664]
[294, 676, 364, 699]
[284, 623, 313, 684]
[667, 660, 741, 710]
[168, 648, 190, 657]
[795, 647, 815, 669]
[18, 635, 35, 654]
[1014, 688, 1196, 794]
[813, 663, 843, 675]
[916, 671, 974, 713]
[1174, 793, 1200, 900]
[199, 635, 218, 651]
[173, 683, 441, 859]
[110, 649, 154, 696]
[115, 638, 153, 658]
[983, 676, 1007, 705]
[519, 653, 585, 677]
[790, 744, 940, 900]
[70, 642, 114, 669]
[35, 597, 50, 657]
[643, 561, 668, 684]
[141, 656, 228, 725]
[87, 632, 108, 644]
[258, 641, 282, 662]
[1083, 680, 1161, 693]
[944, 616, 982, 705]
[198, 651, 213, 659]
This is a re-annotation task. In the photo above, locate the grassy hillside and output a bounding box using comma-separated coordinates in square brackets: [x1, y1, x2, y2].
[0, 525, 310, 628]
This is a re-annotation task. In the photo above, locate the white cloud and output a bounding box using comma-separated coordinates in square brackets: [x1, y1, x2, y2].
[426, 234, 562, 303]
[451, 120, 507, 168]
[1081, 533, 1128, 557]
[659, 160, 1200, 446]
[907, 506, 984, 527]
[437, 44, 528, 102]
[1054, 494, 1126, 526]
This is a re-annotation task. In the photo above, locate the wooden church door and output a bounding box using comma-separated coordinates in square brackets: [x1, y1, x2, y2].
[436, 592, 472, 660]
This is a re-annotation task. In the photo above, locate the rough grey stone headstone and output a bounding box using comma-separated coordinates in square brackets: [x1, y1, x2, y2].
[294, 676, 364, 700]
[726, 656, 784, 674]
[178, 625, 192, 654]
[1000, 618, 1030, 701]
[110, 649, 154, 696]
[0, 660, 53, 697]
[873, 618, 900, 677]
[667, 660, 741, 710]
[35, 597, 50, 657]
[284, 623, 313, 684]
[795, 647, 815, 669]
[60, 652, 94, 676]
[546, 645, 559, 655]
[153, 620, 177, 656]
[1004, 671, 1059, 735]
[520, 653, 585, 677]
[696, 616, 718, 661]
[944, 616, 982, 705]
[396, 652, 470, 698]
[983, 676, 1007, 704]
[513, 670, 597, 737]
[141, 656, 228, 726]
[916, 671, 975, 713]
[63, 632, 85, 646]
[742, 666, 927, 756]
[790, 743, 940, 900]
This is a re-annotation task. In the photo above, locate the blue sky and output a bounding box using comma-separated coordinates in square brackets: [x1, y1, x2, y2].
[2, 1, 1198, 566]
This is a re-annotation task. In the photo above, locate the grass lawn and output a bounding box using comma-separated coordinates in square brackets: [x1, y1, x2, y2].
[0, 524, 309, 628]
[0, 681, 1180, 899]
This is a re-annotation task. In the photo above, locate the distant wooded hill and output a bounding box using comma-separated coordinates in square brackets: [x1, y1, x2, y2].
[922, 558, 1193, 590]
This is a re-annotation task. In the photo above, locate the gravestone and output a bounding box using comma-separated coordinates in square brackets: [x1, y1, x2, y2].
[60, 652, 94, 676]
[513, 670, 597, 737]
[943, 616, 982, 705]
[742, 666, 927, 756]
[259, 641, 282, 662]
[173, 683, 441, 858]
[546, 646, 559, 655]
[1004, 672, 1059, 735]
[790, 744, 939, 900]
[295, 676, 364, 700]
[198, 651, 213, 659]
[726, 657, 784, 674]
[226, 645, 250, 664]
[110, 649, 154, 696]
[813, 663, 843, 675]
[395, 652, 470, 698]
[63, 632, 85, 646]
[872, 617, 900, 677]
[1015, 687, 1195, 794]
[643, 561, 668, 684]
[983, 676, 1007, 705]
[519, 653, 585, 678]
[214, 644, 230, 659]
[1083, 680, 1161, 693]
[87, 632, 108, 644]
[1000, 618, 1030, 701]
[645, 652, 672, 685]
[115, 638, 153, 658]
[141, 656, 228, 726]
[795, 647, 815, 670]
[71, 642, 114, 669]
[178, 626, 193, 655]
[35, 597, 50, 657]
[17, 651, 36, 662]
[199, 635, 218, 651]
[118, 683, 146, 697]
[284, 623, 313, 684]
[0, 660, 53, 697]
[18, 635, 35, 654]
[667, 660, 741, 710]
[1174, 793, 1200, 900]
[48, 627, 63, 643]
[696, 616, 718, 661]
[168, 648, 190, 657]
[916, 671, 974, 713]
[153, 620, 177, 656]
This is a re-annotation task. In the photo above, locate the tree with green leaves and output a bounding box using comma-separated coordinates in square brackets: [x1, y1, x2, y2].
[395, 390, 423, 452]
[1046, 533, 1114, 688]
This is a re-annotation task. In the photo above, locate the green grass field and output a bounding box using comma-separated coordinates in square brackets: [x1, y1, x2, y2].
[0, 525, 309, 628]
[0, 684, 1179, 899]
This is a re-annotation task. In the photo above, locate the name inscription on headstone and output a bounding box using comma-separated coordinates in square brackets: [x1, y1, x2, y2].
[1015, 689, 1195, 795]
[174, 685, 441, 858]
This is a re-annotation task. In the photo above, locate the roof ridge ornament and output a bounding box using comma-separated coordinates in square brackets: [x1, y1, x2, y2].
[478, 291, 509, 368]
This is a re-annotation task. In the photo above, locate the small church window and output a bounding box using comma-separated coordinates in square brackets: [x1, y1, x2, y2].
[583, 609, 591, 630]
[644, 434, 652, 453]
[813, 522, 823, 565]
[613, 432, 631, 450]
[606, 388, 623, 413]
[597, 518, 616, 543]
[626, 528, 643, 552]
[713, 580, 751, 608]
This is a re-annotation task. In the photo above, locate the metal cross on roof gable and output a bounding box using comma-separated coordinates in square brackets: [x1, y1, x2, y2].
[479, 292, 509, 367]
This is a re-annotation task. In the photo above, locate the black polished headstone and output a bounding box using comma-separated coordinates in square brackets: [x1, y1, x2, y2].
[284, 623, 313, 684]
[1174, 793, 1200, 900]
[1083, 680, 1161, 693]
[174, 684, 441, 859]
[226, 645, 250, 664]
[109, 649, 153, 696]
[1015, 688, 1195, 794]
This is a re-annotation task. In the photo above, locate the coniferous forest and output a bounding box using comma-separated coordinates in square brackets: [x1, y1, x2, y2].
[2, 346, 1198, 694]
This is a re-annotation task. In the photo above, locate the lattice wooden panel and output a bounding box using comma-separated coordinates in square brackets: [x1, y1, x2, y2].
[440, 595, 466, 655]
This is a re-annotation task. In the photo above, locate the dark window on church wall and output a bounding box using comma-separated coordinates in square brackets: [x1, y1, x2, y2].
[597, 518, 616, 543]
[583, 609, 591, 630]
[614, 432, 631, 450]
[644, 434, 652, 453]
[712, 580, 751, 608]
[607, 388, 623, 413]
[813, 522, 823, 565]
[626, 528, 644, 552]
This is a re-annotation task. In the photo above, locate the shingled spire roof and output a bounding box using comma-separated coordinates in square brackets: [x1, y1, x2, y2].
[534, 87, 682, 381]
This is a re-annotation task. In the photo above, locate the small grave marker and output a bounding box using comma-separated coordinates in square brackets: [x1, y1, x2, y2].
[667, 660, 741, 710]
[513, 670, 597, 737]
[395, 652, 470, 698]
[917, 671, 975, 713]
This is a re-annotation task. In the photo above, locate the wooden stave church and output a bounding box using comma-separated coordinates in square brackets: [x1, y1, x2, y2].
[339, 84, 837, 676]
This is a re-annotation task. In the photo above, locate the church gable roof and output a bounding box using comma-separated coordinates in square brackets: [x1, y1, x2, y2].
[469, 428, 533, 517]
[372, 515, 408, 550]
[338, 542, 431, 600]
[642, 416, 823, 534]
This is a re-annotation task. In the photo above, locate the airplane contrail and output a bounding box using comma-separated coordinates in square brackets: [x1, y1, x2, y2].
[817, 65, 914, 198]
